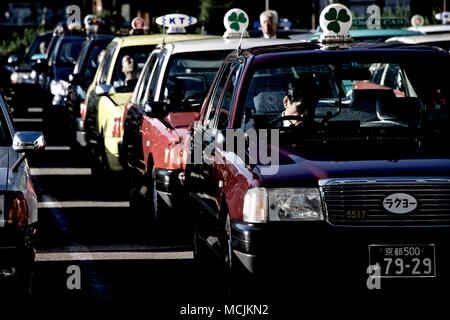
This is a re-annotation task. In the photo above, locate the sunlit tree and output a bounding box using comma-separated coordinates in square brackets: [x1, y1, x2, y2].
[199, 0, 237, 33]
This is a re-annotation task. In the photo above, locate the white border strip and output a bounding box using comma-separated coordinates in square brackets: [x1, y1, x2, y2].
[31, 168, 92, 175]
[44, 146, 71, 151]
[28, 108, 44, 113]
[13, 118, 43, 123]
[38, 201, 130, 209]
[35, 251, 193, 261]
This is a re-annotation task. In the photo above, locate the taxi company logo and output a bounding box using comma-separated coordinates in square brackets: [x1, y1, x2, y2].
[226, 9, 248, 31]
[382, 193, 418, 214]
[155, 14, 197, 27]
[223, 9, 250, 39]
[323, 6, 351, 33]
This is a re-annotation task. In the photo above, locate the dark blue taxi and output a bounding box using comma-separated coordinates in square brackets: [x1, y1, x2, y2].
[185, 28, 450, 295]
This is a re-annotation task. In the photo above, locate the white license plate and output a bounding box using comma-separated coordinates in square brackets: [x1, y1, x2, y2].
[369, 244, 436, 278]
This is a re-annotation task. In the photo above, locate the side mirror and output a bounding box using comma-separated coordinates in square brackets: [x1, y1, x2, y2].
[144, 101, 169, 119]
[12, 131, 46, 152]
[7, 54, 19, 66]
[69, 73, 82, 85]
[95, 84, 114, 96]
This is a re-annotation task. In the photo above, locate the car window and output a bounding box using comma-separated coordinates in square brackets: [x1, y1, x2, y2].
[55, 38, 83, 67]
[24, 33, 52, 63]
[82, 43, 108, 88]
[99, 42, 118, 84]
[0, 98, 12, 146]
[133, 52, 157, 105]
[160, 50, 229, 113]
[73, 40, 90, 74]
[111, 45, 154, 92]
[217, 65, 239, 129]
[203, 63, 231, 129]
[45, 34, 59, 59]
[144, 50, 166, 103]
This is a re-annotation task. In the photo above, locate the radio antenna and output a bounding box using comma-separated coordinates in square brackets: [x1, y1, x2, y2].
[161, 23, 166, 48]
[237, 28, 245, 53]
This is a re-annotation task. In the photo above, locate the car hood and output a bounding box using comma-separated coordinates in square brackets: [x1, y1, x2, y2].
[257, 143, 450, 187]
[15, 63, 33, 72]
[0, 147, 10, 190]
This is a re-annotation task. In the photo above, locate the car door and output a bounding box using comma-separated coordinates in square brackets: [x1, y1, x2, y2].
[189, 62, 236, 222]
[85, 42, 117, 146]
[124, 49, 163, 179]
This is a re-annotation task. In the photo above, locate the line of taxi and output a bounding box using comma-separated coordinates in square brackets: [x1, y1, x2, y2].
[84, 32, 214, 174]
[120, 32, 297, 220]
[81, 5, 450, 293]
[3, 4, 450, 296]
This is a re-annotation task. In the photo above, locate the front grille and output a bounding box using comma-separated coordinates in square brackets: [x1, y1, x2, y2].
[320, 178, 450, 226]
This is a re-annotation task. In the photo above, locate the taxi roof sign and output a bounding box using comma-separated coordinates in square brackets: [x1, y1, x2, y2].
[435, 11, 450, 24]
[319, 4, 353, 44]
[155, 13, 197, 34]
[223, 8, 250, 39]
[411, 14, 424, 27]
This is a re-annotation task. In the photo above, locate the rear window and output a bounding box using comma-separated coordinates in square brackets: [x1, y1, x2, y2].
[159, 50, 229, 112]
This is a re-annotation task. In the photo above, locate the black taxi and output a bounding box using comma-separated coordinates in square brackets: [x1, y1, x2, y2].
[185, 5, 450, 295]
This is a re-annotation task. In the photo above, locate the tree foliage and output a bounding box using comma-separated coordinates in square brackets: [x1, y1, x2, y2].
[0, 27, 44, 56]
[199, 0, 237, 33]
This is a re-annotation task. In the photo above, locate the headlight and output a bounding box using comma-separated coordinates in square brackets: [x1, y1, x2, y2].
[10, 72, 36, 84]
[268, 188, 323, 221]
[50, 80, 69, 96]
[243, 188, 268, 223]
[242, 187, 324, 223]
[10, 72, 19, 84]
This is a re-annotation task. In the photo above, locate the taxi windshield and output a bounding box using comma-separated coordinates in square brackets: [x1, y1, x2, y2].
[242, 58, 450, 131]
[55, 38, 83, 67]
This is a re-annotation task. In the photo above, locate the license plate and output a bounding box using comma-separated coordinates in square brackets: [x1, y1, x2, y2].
[369, 244, 436, 278]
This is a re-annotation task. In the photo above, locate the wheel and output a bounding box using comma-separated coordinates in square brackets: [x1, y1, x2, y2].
[90, 133, 111, 177]
[152, 179, 170, 226]
[219, 215, 254, 297]
[193, 222, 209, 263]
[13, 264, 33, 297]
[129, 182, 142, 211]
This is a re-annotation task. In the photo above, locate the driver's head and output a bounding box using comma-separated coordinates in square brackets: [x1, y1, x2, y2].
[283, 75, 319, 119]
[165, 77, 186, 106]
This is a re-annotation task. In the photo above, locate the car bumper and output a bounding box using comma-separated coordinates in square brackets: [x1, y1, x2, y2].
[9, 83, 44, 109]
[155, 168, 183, 208]
[230, 220, 450, 289]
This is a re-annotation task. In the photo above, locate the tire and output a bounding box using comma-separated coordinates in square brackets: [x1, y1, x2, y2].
[14, 264, 33, 297]
[219, 215, 253, 297]
[91, 133, 110, 177]
[0, 262, 34, 299]
[152, 179, 169, 226]
[129, 182, 142, 211]
[193, 222, 209, 263]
